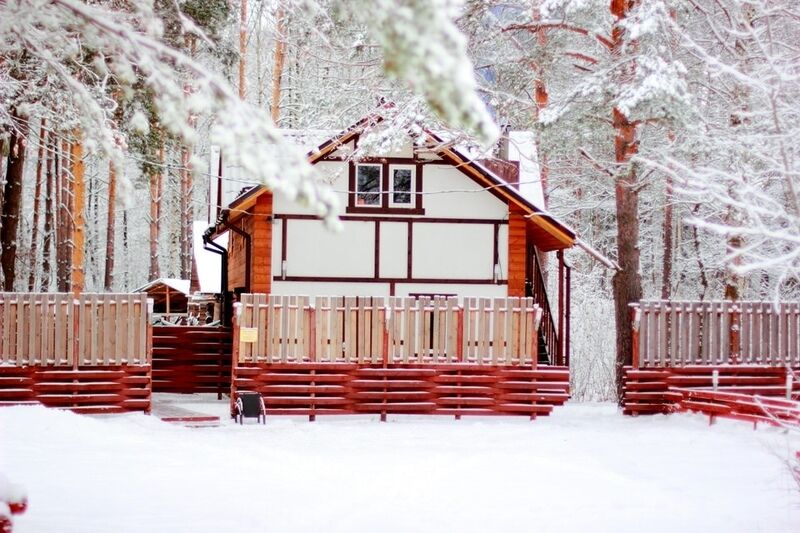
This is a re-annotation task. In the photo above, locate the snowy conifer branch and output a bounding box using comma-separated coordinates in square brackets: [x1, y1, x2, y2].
[346, 0, 499, 147]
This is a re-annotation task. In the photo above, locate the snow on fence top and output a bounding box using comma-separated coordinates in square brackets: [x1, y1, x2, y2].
[235, 295, 542, 365]
[632, 300, 800, 367]
[0, 293, 151, 367]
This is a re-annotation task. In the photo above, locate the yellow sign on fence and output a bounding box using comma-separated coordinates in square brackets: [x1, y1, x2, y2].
[239, 327, 259, 344]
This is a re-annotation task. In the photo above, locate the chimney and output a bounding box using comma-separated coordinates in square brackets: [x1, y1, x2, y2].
[498, 124, 510, 161]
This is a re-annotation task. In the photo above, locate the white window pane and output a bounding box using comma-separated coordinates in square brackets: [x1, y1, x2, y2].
[357, 165, 381, 206]
[392, 168, 412, 204]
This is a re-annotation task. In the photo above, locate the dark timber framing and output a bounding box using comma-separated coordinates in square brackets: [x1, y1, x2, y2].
[274, 213, 507, 286]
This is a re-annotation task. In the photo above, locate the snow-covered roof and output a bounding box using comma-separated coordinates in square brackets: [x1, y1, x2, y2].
[213, 113, 577, 251]
[134, 278, 190, 295]
[193, 220, 228, 294]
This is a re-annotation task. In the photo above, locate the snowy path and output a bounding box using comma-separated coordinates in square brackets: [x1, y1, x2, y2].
[2, 401, 799, 532]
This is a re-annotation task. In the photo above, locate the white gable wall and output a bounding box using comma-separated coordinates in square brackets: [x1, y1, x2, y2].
[421, 165, 507, 219]
[270, 146, 513, 299]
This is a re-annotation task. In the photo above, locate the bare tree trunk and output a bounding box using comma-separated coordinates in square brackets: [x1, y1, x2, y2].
[28, 119, 47, 291]
[104, 161, 117, 291]
[57, 139, 73, 292]
[70, 132, 85, 295]
[724, 231, 742, 300]
[271, 1, 286, 124]
[661, 175, 673, 299]
[180, 39, 197, 281]
[122, 210, 129, 290]
[180, 149, 192, 279]
[610, 0, 643, 400]
[148, 148, 163, 280]
[41, 130, 54, 291]
[239, 0, 248, 100]
[1, 115, 29, 291]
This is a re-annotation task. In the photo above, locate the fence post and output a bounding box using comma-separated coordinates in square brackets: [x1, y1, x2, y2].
[729, 303, 741, 365]
[631, 305, 641, 368]
[145, 297, 153, 413]
[230, 302, 242, 418]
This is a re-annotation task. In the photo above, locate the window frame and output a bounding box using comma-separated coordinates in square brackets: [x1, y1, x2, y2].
[388, 164, 416, 208]
[354, 163, 383, 208]
[346, 159, 425, 215]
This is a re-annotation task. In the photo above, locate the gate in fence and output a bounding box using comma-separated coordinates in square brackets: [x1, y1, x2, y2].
[151, 326, 232, 396]
[231, 294, 570, 420]
[0, 293, 152, 413]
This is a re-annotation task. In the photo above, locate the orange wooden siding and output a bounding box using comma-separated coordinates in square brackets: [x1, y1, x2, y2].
[251, 193, 272, 294]
[507, 207, 527, 297]
[227, 193, 273, 293]
[227, 225, 247, 292]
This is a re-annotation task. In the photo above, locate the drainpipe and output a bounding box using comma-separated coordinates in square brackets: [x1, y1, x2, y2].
[203, 233, 230, 326]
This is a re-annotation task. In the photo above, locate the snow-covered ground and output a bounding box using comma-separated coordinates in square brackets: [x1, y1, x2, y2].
[2, 399, 799, 533]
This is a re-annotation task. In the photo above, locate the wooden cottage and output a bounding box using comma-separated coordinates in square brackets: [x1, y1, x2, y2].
[206, 113, 580, 368]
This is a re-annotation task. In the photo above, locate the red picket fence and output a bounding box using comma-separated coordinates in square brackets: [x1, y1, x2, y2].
[231, 294, 568, 420]
[631, 300, 800, 367]
[623, 300, 800, 416]
[0, 293, 152, 413]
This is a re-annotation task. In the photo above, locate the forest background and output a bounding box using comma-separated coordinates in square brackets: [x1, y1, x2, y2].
[2, 0, 798, 400]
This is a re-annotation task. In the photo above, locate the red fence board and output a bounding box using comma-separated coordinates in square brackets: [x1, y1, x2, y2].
[151, 326, 231, 395]
[232, 363, 570, 420]
[622, 365, 799, 416]
[0, 365, 151, 413]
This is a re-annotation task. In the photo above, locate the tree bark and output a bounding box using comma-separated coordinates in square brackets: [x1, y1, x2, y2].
[661, 175, 673, 299]
[180, 38, 197, 282]
[70, 132, 85, 295]
[28, 119, 47, 291]
[239, 0, 248, 100]
[270, 1, 286, 124]
[180, 149, 192, 280]
[1, 116, 29, 291]
[148, 148, 164, 280]
[104, 161, 117, 291]
[41, 130, 54, 291]
[56, 139, 73, 292]
[613, 165, 643, 398]
[122, 210, 129, 290]
[610, 0, 644, 401]
[531, 3, 550, 280]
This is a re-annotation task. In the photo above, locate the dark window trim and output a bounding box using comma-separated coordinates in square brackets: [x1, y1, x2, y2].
[347, 159, 424, 214]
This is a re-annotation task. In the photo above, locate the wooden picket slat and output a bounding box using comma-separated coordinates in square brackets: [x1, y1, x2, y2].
[0, 292, 151, 368]
[633, 300, 800, 369]
[233, 294, 542, 367]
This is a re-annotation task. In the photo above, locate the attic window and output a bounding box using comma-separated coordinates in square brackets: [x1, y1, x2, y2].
[356, 164, 381, 206]
[390, 166, 414, 206]
[347, 160, 424, 214]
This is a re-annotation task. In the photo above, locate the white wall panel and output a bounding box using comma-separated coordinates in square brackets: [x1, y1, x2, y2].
[272, 281, 390, 297]
[272, 218, 282, 277]
[379, 222, 408, 278]
[286, 219, 374, 277]
[422, 166, 507, 219]
[497, 224, 509, 281]
[412, 223, 494, 279]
